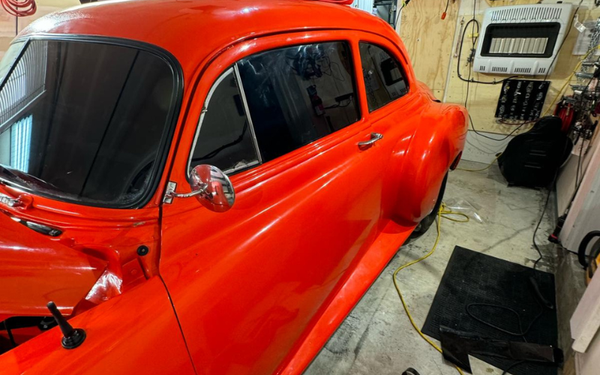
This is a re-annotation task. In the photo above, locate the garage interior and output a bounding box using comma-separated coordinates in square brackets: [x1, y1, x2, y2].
[1, 0, 600, 374]
[307, 1, 600, 374]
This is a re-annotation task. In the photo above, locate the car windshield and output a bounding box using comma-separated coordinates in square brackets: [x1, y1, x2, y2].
[0, 38, 178, 207]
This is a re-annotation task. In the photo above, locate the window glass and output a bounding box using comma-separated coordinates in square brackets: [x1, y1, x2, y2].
[189, 69, 259, 175]
[0, 41, 25, 83]
[237, 41, 359, 163]
[0, 39, 177, 207]
[359, 43, 408, 112]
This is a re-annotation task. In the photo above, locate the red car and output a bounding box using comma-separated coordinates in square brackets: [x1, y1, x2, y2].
[0, 0, 467, 373]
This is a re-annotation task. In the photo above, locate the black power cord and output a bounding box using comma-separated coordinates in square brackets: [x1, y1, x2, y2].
[468, 114, 533, 141]
[465, 276, 551, 375]
[466, 303, 543, 341]
[457, 18, 519, 85]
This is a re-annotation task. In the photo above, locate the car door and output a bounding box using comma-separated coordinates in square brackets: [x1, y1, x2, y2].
[354, 32, 430, 223]
[159, 31, 387, 375]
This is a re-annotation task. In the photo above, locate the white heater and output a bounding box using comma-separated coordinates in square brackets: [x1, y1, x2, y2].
[473, 4, 573, 76]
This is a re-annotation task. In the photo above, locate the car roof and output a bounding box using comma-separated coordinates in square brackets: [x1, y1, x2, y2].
[21, 0, 395, 79]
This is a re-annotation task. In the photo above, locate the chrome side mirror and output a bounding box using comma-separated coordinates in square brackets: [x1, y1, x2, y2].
[190, 165, 235, 212]
[166, 165, 235, 212]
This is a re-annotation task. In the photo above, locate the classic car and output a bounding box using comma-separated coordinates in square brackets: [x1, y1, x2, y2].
[0, 0, 467, 373]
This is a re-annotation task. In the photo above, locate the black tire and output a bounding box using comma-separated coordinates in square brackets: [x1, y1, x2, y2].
[402, 368, 421, 375]
[409, 173, 448, 239]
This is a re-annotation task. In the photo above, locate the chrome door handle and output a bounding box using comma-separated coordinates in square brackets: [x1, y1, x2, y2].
[358, 132, 383, 149]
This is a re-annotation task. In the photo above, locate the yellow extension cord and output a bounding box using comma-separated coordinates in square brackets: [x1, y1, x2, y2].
[393, 204, 470, 375]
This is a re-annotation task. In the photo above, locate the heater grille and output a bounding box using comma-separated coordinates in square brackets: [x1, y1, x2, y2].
[474, 4, 573, 76]
[489, 37, 548, 55]
[491, 6, 563, 22]
[514, 67, 532, 73]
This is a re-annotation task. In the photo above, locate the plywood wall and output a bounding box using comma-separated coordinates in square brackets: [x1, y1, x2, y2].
[401, 0, 600, 135]
[398, 0, 459, 99]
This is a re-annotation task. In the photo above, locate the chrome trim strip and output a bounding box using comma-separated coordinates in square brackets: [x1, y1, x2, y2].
[234, 63, 263, 164]
[186, 67, 235, 177]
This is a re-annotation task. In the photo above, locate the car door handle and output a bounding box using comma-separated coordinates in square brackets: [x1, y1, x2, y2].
[358, 132, 383, 149]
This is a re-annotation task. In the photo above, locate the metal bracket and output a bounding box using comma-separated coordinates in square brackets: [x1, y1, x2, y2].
[163, 180, 209, 204]
[163, 181, 177, 204]
[0, 193, 22, 208]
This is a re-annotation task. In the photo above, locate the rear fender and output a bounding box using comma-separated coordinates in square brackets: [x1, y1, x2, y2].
[392, 103, 467, 226]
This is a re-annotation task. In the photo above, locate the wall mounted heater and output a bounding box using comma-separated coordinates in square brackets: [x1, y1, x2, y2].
[473, 4, 573, 76]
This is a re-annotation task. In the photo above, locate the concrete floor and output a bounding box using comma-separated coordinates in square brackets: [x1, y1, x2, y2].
[304, 160, 556, 375]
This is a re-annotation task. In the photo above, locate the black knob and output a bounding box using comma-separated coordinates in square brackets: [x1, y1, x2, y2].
[47, 301, 86, 349]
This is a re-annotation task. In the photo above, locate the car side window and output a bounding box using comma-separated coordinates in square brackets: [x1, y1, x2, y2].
[189, 68, 260, 175]
[359, 43, 409, 112]
[237, 41, 360, 163]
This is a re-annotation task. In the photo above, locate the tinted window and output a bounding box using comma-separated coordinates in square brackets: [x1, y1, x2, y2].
[359, 43, 408, 112]
[238, 42, 359, 163]
[189, 69, 260, 175]
[0, 39, 177, 207]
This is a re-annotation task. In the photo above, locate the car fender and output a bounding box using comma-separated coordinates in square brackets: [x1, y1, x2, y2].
[391, 101, 467, 226]
[0, 278, 195, 375]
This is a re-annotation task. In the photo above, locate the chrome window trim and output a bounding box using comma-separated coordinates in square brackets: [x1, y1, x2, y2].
[233, 63, 262, 165]
[186, 67, 262, 178]
[186, 67, 233, 178]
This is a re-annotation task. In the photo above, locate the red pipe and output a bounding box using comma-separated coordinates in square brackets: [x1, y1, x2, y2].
[1, 0, 36, 17]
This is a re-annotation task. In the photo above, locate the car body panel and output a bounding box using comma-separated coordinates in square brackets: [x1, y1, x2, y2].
[0, 182, 164, 325]
[0, 209, 106, 320]
[0, 1, 467, 374]
[280, 219, 415, 375]
[1, 278, 195, 375]
[159, 26, 465, 375]
[159, 29, 388, 375]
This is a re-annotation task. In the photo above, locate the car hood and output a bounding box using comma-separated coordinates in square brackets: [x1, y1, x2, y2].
[0, 212, 107, 321]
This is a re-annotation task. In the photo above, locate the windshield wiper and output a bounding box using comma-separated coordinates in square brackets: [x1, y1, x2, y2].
[0, 165, 59, 192]
[0, 165, 20, 183]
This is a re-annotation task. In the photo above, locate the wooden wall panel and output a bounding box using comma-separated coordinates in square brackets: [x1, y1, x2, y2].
[399, 0, 460, 99]
[401, 0, 600, 135]
[446, 0, 600, 134]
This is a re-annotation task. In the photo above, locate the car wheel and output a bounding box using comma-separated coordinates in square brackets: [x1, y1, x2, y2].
[409, 173, 448, 239]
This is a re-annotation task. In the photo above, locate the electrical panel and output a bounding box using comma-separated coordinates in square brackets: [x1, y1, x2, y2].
[474, 4, 573, 76]
[495, 79, 549, 121]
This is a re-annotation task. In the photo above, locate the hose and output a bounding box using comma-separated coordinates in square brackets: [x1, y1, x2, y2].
[1, 0, 36, 17]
